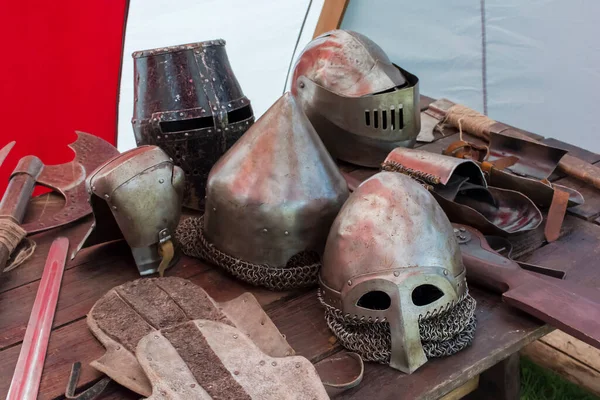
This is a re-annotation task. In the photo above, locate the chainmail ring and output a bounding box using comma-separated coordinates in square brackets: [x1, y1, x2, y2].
[176, 216, 320, 290]
[319, 289, 477, 363]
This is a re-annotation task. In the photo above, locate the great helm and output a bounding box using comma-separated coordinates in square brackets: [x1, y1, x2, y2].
[183, 92, 349, 290]
[74, 146, 185, 276]
[319, 171, 476, 373]
[132, 40, 254, 210]
[292, 30, 420, 167]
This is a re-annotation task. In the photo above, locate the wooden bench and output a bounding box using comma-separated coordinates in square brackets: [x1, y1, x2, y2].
[1, 96, 599, 399]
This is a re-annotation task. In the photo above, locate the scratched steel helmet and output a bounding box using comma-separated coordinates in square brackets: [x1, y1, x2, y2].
[74, 146, 185, 276]
[292, 30, 420, 167]
[177, 92, 349, 290]
[319, 171, 476, 374]
[132, 40, 254, 210]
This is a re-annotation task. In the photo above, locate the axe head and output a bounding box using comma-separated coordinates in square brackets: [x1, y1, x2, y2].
[21, 132, 119, 234]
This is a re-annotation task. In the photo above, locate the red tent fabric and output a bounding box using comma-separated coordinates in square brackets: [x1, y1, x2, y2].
[0, 1, 127, 196]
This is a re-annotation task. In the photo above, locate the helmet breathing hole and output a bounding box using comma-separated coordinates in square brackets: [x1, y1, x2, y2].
[381, 110, 387, 129]
[357, 291, 391, 310]
[373, 110, 379, 129]
[364, 111, 371, 127]
[412, 284, 444, 306]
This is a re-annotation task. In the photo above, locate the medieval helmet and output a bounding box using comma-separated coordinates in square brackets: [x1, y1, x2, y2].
[74, 146, 184, 276]
[292, 30, 420, 168]
[177, 92, 349, 290]
[132, 40, 254, 210]
[319, 171, 476, 374]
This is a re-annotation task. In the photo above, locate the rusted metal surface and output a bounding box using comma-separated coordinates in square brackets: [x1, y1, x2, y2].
[132, 40, 254, 210]
[0, 132, 118, 273]
[382, 148, 542, 236]
[6, 237, 68, 400]
[320, 172, 466, 374]
[73, 146, 184, 276]
[458, 224, 600, 349]
[0, 132, 119, 234]
[204, 92, 348, 268]
[292, 30, 420, 167]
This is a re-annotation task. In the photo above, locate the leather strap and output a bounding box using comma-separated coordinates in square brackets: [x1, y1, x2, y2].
[315, 352, 364, 397]
[545, 188, 570, 243]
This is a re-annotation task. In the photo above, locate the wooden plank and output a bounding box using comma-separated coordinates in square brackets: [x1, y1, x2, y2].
[0, 259, 301, 399]
[312, 0, 349, 38]
[521, 217, 600, 288]
[540, 330, 600, 373]
[0, 250, 208, 350]
[464, 353, 520, 400]
[440, 376, 479, 400]
[521, 340, 600, 397]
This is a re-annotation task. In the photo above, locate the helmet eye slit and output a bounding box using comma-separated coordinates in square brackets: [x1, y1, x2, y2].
[356, 290, 391, 310]
[412, 284, 444, 306]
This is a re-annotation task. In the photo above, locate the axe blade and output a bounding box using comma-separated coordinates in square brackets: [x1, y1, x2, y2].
[21, 132, 119, 234]
[0, 141, 15, 168]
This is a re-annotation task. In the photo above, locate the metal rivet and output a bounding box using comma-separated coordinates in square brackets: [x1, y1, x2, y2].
[112, 206, 117, 210]
[263, 228, 268, 233]
[459, 234, 466, 240]
[147, 356, 152, 361]
[104, 194, 110, 199]
[233, 370, 240, 375]
[299, 82, 305, 89]
[179, 112, 184, 116]
[347, 280, 352, 286]
[233, 334, 238, 339]
[185, 132, 189, 136]
[154, 335, 159, 339]
[284, 231, 289, 235]
[295, 363, 301, 368]
[443, 270, 448, 276]
[116, 346, 121, 350]
[259, 360, 265, 366]
[159, 178, 164, 184]
[271, 361, 277, 366]
[453, 228, 459, 233]
[393, 271, 400, 277]
[459, 227, 466, 232]
[190, 384, 196, 388]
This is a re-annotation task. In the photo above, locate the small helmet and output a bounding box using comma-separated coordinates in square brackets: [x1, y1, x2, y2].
[179, 92, 349, 290]
[74, 146, 185, 276]
[319, 171, 476, 373]
[292, 30, 420, 167]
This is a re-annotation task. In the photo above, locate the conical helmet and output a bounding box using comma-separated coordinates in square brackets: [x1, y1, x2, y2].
[319, 171, 476, 374]
[292, 30, 420, 167]
[179, 92, 349, 290]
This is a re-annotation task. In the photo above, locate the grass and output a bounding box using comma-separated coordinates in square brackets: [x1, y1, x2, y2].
[521, 357, 599, 400]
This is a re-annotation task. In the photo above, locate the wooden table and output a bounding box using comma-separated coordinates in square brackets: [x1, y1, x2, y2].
[2, 96, 600, 399]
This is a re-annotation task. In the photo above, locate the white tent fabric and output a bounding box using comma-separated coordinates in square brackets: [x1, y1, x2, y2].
[342, 0, 600, 152]
[117, 0, 324, 151]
